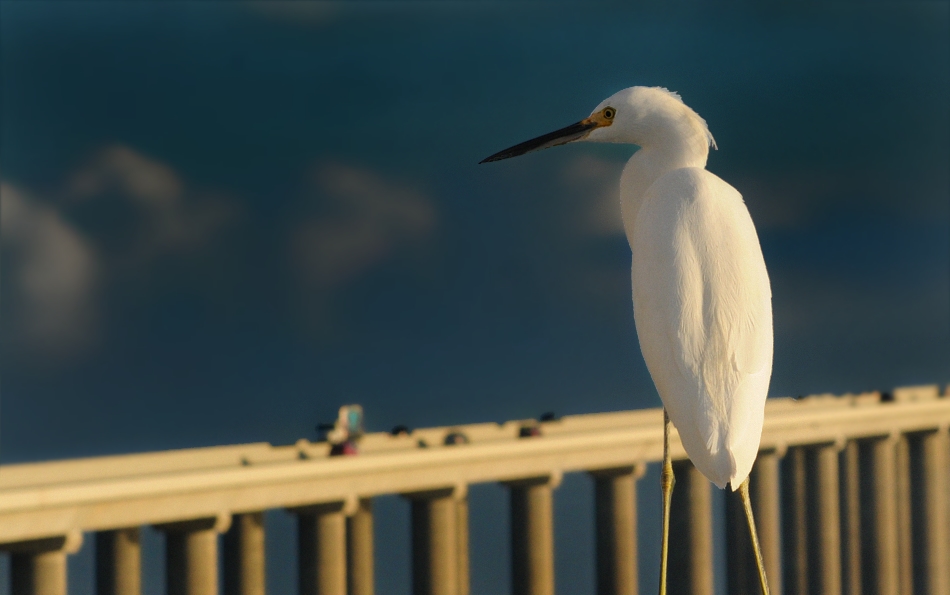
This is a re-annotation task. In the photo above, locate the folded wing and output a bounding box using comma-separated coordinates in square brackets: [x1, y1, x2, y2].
[631, 167, 773, 489]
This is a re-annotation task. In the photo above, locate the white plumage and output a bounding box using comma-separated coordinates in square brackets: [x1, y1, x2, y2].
[600, 86, 773, 490]
[481, 85, 773, 491]
[631, 167, 772, 488]
[481, 84, 775, 594]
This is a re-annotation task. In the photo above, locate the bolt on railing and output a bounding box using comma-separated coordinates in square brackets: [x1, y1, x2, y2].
[0, 385, 947, 595]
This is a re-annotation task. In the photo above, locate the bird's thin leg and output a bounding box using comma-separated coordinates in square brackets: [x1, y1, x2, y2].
[739, 476, 771, 595]
[658, 408, 675, 595]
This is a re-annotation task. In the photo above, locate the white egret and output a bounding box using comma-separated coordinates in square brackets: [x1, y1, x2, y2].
[481, 86, 772, 595]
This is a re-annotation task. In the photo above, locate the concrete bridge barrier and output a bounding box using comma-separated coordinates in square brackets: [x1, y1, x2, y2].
[1, 385, 947, 595]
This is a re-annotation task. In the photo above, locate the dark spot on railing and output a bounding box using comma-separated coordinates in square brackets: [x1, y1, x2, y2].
[390, 424, 412, 436]
[329, 441, 359, 456]
[519, 424, 542, 438]
[444, 431, 469, 446]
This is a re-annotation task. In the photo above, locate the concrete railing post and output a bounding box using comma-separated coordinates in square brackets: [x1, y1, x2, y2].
[347, 499, 374, 595]
[725, 475, 751, 595]
[295, 502, 348, 595]
[590, 465, 645, 595]
[727, 448, 782, 595]
[807, 444, 841, 595]
[894, 437, 913, 595]
[13, 551, 67, 595]
[909, 428, 950, 595]
[859, 436, 900, 595]
[404, 487, 467, 595]
[840, 440, 862, 595]
[6, 535, 82, 595]
[668, 461, 713, 595]
[455, 496, 470, 595]
[223, 513, 265, 595]
[781, 446, 808, 595]
[754, 449, 783, 594]
[96, 528, 142, 595]
[506, 474, 559, 595]
[157, 516, 230, 595]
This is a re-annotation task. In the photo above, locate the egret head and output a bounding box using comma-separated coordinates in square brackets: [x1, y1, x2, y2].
[480, 86, 716, 163]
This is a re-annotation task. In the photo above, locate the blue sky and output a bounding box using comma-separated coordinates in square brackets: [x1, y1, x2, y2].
[0, 2, 947, 592]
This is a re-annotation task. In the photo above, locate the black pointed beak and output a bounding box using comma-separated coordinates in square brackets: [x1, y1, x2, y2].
[479, 118, 599, 164]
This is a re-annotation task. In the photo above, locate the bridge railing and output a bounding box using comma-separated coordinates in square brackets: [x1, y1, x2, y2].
[1, 385, 947, 595]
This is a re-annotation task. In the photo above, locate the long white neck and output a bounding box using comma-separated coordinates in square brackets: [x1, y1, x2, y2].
[619, 128, 711, 247]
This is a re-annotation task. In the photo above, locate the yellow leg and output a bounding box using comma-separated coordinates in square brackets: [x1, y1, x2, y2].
[739, 477, 771, 595]
[658, 409, 675, 595]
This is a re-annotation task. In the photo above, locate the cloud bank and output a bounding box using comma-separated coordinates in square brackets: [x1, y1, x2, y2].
[2, 145, 241, 360]
[1, 183, 100, 356]
[291, 162, 438, 313]
[69, 145, 239, 264]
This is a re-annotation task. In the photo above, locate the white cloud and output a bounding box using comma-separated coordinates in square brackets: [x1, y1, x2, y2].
[1, 182, 99, 355]
[68, 144, 240, 263]
[70, 145, 183, 209]
[292, 162, 436, 292]
[3, 145, 241, 359]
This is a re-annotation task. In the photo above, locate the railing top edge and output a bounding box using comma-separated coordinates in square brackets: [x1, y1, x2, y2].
[0, 385, 947, 544]
[1, 385, 946, 492]
[1, 395, 947, 512]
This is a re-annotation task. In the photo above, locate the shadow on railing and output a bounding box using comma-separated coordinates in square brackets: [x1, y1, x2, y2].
[0, 385, 947, 595]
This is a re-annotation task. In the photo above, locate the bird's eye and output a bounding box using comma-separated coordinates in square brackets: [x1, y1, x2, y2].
[603, 107, 616, 120]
